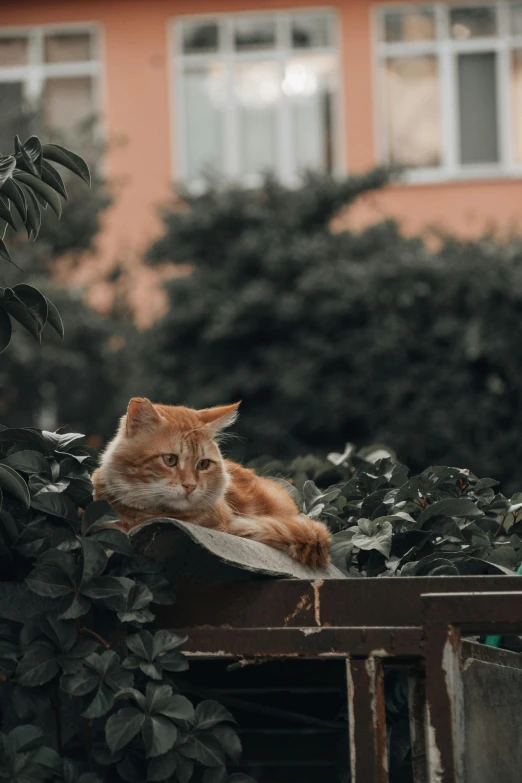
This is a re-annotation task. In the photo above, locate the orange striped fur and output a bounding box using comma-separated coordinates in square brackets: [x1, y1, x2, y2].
[92, 398, 331, 568]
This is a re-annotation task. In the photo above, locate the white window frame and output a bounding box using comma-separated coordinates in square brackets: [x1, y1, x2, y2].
[169, 7, 344, 189]
[0, 21, 104, 140]
[374, 2, 522, 183]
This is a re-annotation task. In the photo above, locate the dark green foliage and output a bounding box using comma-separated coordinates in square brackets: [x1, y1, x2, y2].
[252, 444, 522, 577]
[144, 172, 522, 493]
[0, 135, 93, 353]
[0, 130, 131, 442]
[0, 425, 253, 782]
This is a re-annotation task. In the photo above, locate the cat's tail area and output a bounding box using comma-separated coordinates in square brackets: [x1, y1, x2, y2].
[227, 514, 331, 569]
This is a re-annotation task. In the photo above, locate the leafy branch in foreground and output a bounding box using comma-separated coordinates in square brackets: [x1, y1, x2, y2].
[0, 134, 91, 353]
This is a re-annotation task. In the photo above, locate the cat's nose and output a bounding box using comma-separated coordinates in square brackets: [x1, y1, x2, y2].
[183, 483, 196, 495]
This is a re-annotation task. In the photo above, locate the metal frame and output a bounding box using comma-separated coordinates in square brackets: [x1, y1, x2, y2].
[169, 7, 342, 189]
[374, 1, 522, 183]
[159, 576, 522, 782]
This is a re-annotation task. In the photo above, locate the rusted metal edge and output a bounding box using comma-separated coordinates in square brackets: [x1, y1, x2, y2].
[159, 577, 522, 630]
[174, 627, 425, 658]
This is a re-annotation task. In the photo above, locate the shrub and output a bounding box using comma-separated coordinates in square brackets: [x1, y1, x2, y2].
[251, 444, 522, 578]
[0, 425, 255, 783]
[143, 173, 522, 493]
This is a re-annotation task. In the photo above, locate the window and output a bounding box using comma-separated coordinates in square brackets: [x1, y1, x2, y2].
[377, 3, 522, 179]
[174, 11, 340, 187]
[0, 25, 100, 153]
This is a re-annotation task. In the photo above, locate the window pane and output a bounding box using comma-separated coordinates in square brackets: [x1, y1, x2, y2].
[183, 65, 225, 181]
[458, 53, 498, 164]
[0, 82, 24, 154]
[182, 23, 218, 54]
[511, 4, 522, 35]
[382, 9, 436, 42]
[234, 17, 275, 51]
[234, 61, 279, 176]
[291, 14, 331, 48]
[512, 50, 522, 163]
[385, 56, 441, 167]
[0, 37, 28, 66]
[450, 7, 496, 39]
[43, 76, 94, 132]
[44, 32, 92, 63]
[284, 54, 336, 172]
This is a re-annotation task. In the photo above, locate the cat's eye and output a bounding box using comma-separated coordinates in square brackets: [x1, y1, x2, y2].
[162, 454, 178, 468]
[198, 459, 211, 471]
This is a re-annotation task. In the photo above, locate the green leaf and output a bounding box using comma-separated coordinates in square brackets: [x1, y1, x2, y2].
[44, 297, 64, 339]
[488, 545, 517, 569]
[19, 180, 42, 239]
[42, 143, 91, 186]
[212, 724, 242, 762]
[58, 593, 90, 620]
[60, 667, 98, 697]
[41, 160, 67, 199]
[2, 285, 47, 339]
[9, 724, 44, 752]
[0, 464, 30, 507]
[329, 529, 356, 570]
[81, 499, 118, 534]
[1, 177, 27, 222]
[418, 498, 484, 524]
[30, 491, 78, 521]
[106, 707, 145, 753]
[16, 644, 59, 686]
[15, 282, 49, 327]
[0, 155, 16, 188]
[151, 691, 195, 723]
[0, 236, 12, 264]
[180, 733, 225, 767]
[2, 450, 50, 475]
[0, 306, 11, 353]
[152, 629, 187, 657]
[142, 715, 178, 758]
[26, 566, 73, 598]
[91, 527, 135, 555]
[0, 201, 17, 232]
[13, 171, 63, 217]
[352, 518, 393, 557]
[127, 630, 154, 661]
[195, 700, 237, 730]
[0, 427, 49, 452]
[80, 538, 108, 585]
[175, 754, 194, 783]
[82, 576, 131, 600]
[16, 135, 43, 177]
[147, 751, 177, 782]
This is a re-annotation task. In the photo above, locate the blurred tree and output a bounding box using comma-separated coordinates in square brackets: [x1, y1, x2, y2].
[0, 113, 133, 441]
[143, 172, 522, 493]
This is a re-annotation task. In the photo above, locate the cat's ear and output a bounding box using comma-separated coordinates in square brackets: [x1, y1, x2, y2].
[125, 397, 162, 436]
[198, 402, 240, 436]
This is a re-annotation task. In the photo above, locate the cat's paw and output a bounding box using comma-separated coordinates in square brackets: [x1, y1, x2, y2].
[290, 519, 331, 569]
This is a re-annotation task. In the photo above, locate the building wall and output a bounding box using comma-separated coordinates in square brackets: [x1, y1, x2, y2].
[1, 0, 522, 275]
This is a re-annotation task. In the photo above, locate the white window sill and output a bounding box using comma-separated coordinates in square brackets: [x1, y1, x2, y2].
[398, 165, 522, 187]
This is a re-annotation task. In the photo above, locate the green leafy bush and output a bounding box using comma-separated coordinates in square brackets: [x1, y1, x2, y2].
[143, 173, 522, 493]
[252, 444, 522, 577]
[0, 425, 255, 782]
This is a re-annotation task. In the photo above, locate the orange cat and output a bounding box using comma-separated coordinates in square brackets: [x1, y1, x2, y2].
[92, 398, 331, 568]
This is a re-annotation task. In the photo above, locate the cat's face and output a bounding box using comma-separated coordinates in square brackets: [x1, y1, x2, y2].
[99, 398, 239, 514]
